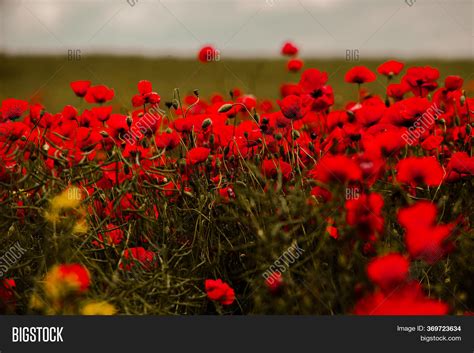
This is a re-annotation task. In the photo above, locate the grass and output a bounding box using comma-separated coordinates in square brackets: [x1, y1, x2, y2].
[1, 55, 473, 111]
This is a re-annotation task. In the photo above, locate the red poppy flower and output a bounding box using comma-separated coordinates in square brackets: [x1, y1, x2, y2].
[402, 66, 439, 97]
[198, 45, 219, 63]
[91, 106, 113, 122]
[0, 278, 16, 309]
[367, 253, 409, 292]
[218, 186, 236, 203]
[446, 152, 474, 180]
[70, 80, 91, 98]
[106, 114, 130, 141]
[280, 83, 302, 97]
[120, 247, 157, 271]
[0, 121, 29, 142]
[93, 224, 124, 247]
[287, 58, 304, 72]
[261, 159, 292, 181]
[205, 279, 235, 305]
[377, 60, 404, 77]
[85, 85, 115, 104]
[405, 224, 455, 264]
[298, 68, 329, 97]
[398, 201, 455, 264]
[420, 135, 443, 151]
[57, 264, 91, 292]
[132, 80, 161, 107]
[281, 41, 298, 56]
[345, 66, 376, 84]
[346, 192, 384, 239]
[354, 281, 449, 315]
[396, 157, 444, 187]
[398, 201, 437, 230]
[387, 83, 410, 101]
[186, 147, 210, 165]
[444, 76, 463, 91]
[277, 94, 312, 120]
[1, 98, 29, 121]
[310, 186, 332, 202]
[155, 130, 181, 150]
[264, 272, 283, 294]
[309, 155, 362, 184]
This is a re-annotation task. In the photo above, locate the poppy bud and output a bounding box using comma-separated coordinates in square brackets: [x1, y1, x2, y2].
[346, 110, 355, 122]
[165, 128, 172, 134]
[275, 133, 282, 141]
[202, 118, 212, 129]
[218, 103, 233, 113]
[309, 142, 315, 152]
[193, 89, 199, 97]
[172, 100, 179, 110]
[292, 130, 300, 140]
[99, 131, 109, 137]
[126, 116, 133, 127]
[460, 95, 466, 106]
[466, 124, 472, 135]
[209, 134, 215, 146]
[262, 117, 269, 125]
[224, 146, 230, 156]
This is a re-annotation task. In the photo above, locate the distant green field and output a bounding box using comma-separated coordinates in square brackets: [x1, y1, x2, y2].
[0, 56, 472, 112]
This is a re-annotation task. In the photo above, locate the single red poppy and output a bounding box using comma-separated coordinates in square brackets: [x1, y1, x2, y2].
[281, 41, 298, 56]
[70, 80, 91, 98]
[1, 98, 29, 121]
[377, 60, 404, 77]
[205, 279, 235, 305]
[198, 45, 219, 63]
[186, 147, 210, 165]
[277, 94, 312, 120]
[444, 76, 463, 91]
[84, 85, 115, 104]
[309, 155, 362, 184]
[345, 66, 376, 84]
[287, 58, 304, 72]
[396, 157, 444, 187]
[367, 253, 409, 292]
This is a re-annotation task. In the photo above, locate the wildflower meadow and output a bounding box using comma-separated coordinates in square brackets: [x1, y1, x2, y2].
[0, 43, 472, 315]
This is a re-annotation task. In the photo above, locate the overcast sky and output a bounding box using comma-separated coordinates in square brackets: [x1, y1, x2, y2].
[0, 0, 472, 58]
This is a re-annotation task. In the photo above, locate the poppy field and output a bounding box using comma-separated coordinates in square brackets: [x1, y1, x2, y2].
[0, 44, 473, 315]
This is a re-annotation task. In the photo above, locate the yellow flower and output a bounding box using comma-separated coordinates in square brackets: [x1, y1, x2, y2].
[50, 187, 82, 211]
[81, 301, 116, 315]
[72, 219, 89, 234]
[29, 293, 45, 310]
[44, 264, 90, 301]
[44, 210, 60, 223]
